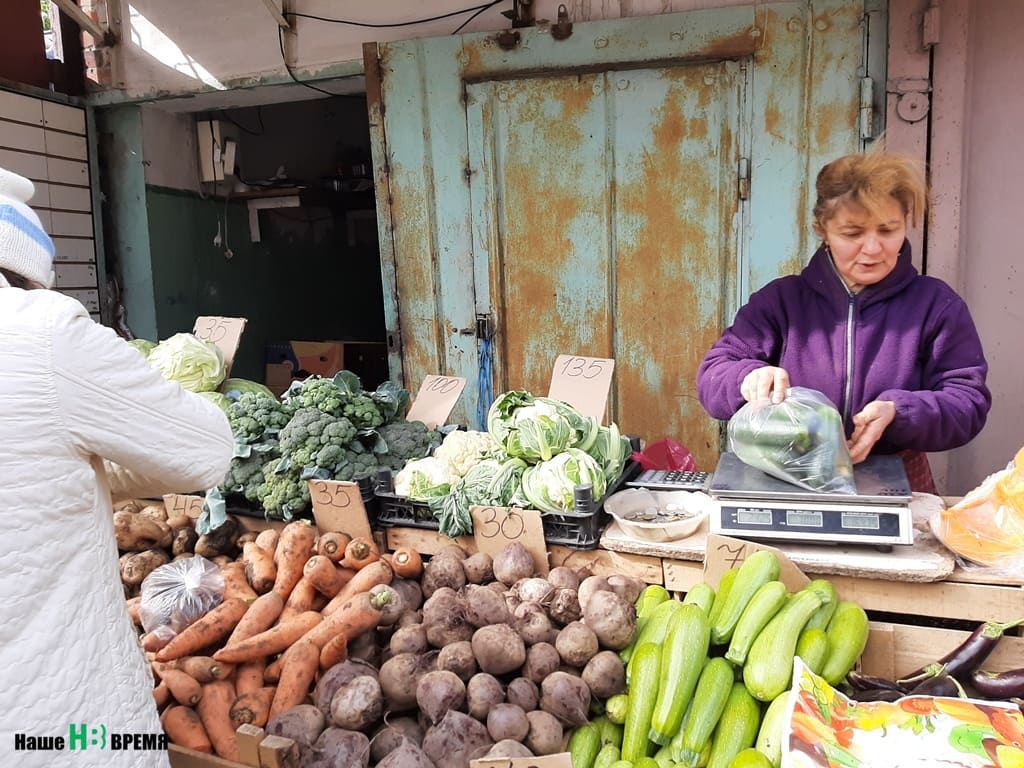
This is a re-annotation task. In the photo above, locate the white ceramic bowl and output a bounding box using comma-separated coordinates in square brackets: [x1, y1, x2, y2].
[604, 487, 713, 542]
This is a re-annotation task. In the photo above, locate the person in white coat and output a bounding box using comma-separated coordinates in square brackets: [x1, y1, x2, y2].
[0, 167, 234, 767]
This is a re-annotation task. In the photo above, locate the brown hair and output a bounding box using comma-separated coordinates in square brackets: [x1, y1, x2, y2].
[812, 148, 928, 236]
[0, 267, 36, 289]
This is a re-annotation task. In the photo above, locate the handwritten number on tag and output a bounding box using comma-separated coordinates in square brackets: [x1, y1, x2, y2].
[311, 481, 352, 508]
[426, 376, 460, 394]
[559, 356, 606, 380]
[717, 542, 749, 570]
[476, 508, 526, 540]
[194, 317, 229, 343]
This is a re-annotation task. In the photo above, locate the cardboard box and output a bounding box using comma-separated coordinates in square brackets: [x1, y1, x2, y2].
[263, 362, 293, 397]
[265, 340, 346, 378]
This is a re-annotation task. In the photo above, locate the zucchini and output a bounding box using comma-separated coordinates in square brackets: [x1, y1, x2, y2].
[594, 744, 622, 768]
[709, 551, 781, 646]
[683, 582, 717, 617]
[606, 694, 630, 725]
[742, 586, 825, 701]
[795, 627, 830, 676]
[569, 723, 603, 768]
[673, 657, 735, 767]
[724, 580, 788, 666]
[635, 759, 661, 768]
[706, 682, 762, 768]
[627, 599, 683, 683]
[622, 642, 662, 763]
[649, 603, 711, 744]
[606, 762, 633, 768]
[623, 585, 673, 663]
[729, 748, 774, 768]
[595, 715, 624, 748]
[754, 693, 790, 767]
[706, 568, 739, 630]
[818, 600, 870, 685]
[801, 579, 838, 632]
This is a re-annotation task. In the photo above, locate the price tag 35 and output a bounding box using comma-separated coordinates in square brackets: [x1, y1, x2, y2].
[309, 480, 372, 541]
[192, 316, 247, 373]
[471, 505, 548, 576]
[547, 354, 615, 423]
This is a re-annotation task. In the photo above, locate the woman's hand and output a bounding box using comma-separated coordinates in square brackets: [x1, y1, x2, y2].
[740, 366, 790, 404]
[848, 400, 896, 463]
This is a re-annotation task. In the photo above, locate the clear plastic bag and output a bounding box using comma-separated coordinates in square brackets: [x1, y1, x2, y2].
[139, 555, 224, 635]
[931, 446, 1024, 577]
[727, 386, 856, 494]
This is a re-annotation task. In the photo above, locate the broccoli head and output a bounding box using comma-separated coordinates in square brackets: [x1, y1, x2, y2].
[378, 420, 442, 464]
[342, 392, 385, 430]
[255, 459, 311, 519]
[333, 449, 381, 482]
[227, 393, 293, 443]
[278, 408, 358, 471]
[284, 376, 345, 416]
[220, 445, 279, 501]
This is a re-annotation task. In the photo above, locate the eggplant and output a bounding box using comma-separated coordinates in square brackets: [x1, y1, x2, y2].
[854, 687, 904, 703]
[969, 668, 1024, 700]
[846, 670, 907, 693]
[898, 618, 1024, 684]
[910, 673, 965, 698]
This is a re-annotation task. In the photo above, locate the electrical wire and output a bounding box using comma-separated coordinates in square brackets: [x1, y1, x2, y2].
[286, 2, 506, 29]
[452, 1, 503, 34]
[277, 26, 340, 98]
[218, 105, 265, 136]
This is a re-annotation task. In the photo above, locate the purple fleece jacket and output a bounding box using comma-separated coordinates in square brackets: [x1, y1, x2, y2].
[697, 241, 991, 454]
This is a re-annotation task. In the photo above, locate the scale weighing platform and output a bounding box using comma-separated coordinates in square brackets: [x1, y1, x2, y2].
[708, 452, 914, 549]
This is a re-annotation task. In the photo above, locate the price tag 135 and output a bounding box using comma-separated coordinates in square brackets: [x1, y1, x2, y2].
[704, 534, 809, 592]
[163, 494, 205, 521]
[309, 480, 372, 542]
[193, 316, 247, 374]
[471, 505, 548, 576]
[547, 354, 615, 423]
[405, 374, 467, 429]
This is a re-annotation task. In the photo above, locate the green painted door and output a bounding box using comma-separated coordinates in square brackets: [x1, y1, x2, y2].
[367, 1, 867, 467]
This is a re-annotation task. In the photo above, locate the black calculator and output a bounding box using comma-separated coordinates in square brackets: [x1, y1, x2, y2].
[626, 469, 711, 491]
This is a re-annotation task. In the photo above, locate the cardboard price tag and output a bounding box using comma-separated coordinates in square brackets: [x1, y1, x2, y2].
[547, 354, 615, 422]
[193, 316, 247, 373]
[163, 494, 205, 521]
[471, 505, 548, 576]
[703, 533, 809, 592]
[471, 752, 573, 768]
[309, 480, 372, 542]
[405, 374, 466, 429]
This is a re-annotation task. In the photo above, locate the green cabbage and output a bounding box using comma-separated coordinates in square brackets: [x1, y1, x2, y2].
[148, 333, 227, 393]
[198, 391, 232, 412]
[128, 339, 156, 359]
[220, 378, 277, 401]
[521, 448, 608, 514]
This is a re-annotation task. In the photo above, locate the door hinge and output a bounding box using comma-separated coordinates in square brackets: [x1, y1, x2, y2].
[859, 77, 875, 139]
[737, 157, 750, 200]
[922, 4, 941, 49]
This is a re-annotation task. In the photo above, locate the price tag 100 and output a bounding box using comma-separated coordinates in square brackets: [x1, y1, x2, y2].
[192, 316, 247, 373]
[163, 494, 205, 521]
[309, 480, 372, 542]
[547, 354, 615, 423]
[703, 534, 809, 592]
[405, 374, 467, 429]
[471, 505, 548, 576]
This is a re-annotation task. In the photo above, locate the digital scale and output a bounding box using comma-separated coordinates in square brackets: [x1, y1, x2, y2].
[708, 452, 914, 549]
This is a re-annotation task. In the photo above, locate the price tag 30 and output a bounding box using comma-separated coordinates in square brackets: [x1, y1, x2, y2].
[163, 494, 205, 521]
[547, 354, 615, 423]
[406, 374, 467, 429]
[471, 506, 548, 576]
[703, 534, 809, 592]
[309, 480, 372, 541]
[193, 316, 247, 374]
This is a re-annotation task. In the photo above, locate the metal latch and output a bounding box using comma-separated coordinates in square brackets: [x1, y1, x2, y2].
[551, 5, 573, 41]
[476, 313, 494, 341]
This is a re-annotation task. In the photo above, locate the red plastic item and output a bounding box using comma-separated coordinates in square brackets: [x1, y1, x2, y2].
[632, 438, 697, 472]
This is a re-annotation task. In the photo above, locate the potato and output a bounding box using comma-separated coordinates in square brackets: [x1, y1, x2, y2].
[303, 727, 370, 768]
[265, 704, 326, 750]
[422, 555, 467, 597]
[235, 530, 259, 548]
[548, 587, 582, 626]
[462, 584, 512, 628]
[582, 589, 637, 650]
[138, 504, 168, 522]
[487, 703, 529, 743]
[522, 642, 561, 684]
[193, 517, 239, 558]
[462, 551, 494, 584]
[374, 739, 435, 768]
[390, 624, 428, 656]
[555, 621, 600, 667]
[119, 549, 170, 586]
[416, 669, 466, 725]
[514, 601, 556, 645]
[582, 650, 627, 698]
[492, 542, 536, 586]
[329, 675, 383, 731]
[485, 739, 534, 759]
[525, 710, 563, 756]
[369, 717, 423, 763]
[165, 513, 192, 532]
[505, 677, 539, 712]
[171, 527, 198, 557]
[314, 659, 379, 715]
[113, 511, 173, 552]
[437, 640, 478, 682]
[467, 673, 505, 721]
[546, 566, 580, 591]
[540, 671, 591, 726]
[422, 710, 493, 768]
[472, 623, 527, 676]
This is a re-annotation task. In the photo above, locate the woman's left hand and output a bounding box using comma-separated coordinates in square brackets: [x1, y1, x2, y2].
[847, 400, 896, 463]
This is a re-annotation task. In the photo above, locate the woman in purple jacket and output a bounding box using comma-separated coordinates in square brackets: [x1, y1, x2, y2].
[697, 151, 990, 493]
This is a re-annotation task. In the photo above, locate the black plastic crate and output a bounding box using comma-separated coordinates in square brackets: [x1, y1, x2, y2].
[226, 475, 379, 527]
[374, 460, 641, 549]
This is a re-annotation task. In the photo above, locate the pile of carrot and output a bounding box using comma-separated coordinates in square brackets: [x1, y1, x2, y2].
[135, 520, 413, 760]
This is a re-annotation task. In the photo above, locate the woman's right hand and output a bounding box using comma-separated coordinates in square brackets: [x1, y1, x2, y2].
[740, 366, 791, 404]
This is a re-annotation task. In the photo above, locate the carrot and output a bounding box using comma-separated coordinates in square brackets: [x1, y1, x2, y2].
[340, 536, 380, 571]
[316, 531, 351, 562]
[221, 561, 258, 601]
[153, 680, 171, 709]
[242, 541, 277, 595]
[196, 680, 239, 761]
[279, 576, 320, 623]
[235, 659, 266, 696]
[254, 527, 280, 554]
[303, 589, 393, 649]
[141, 630, 172, 653]
[126, 596, 142, 626]
[269, 639, 319, 720]
[264, 655, 284, 684]
[322, 559, 393, 617]
[390, 547, 423, 579]
[229, 686, 276, 729]
[318, 631, 350, 670]
[171, 656, 233, 683]
[161, 705, 212, 753]
[155, 598, 250, 662]
[272, 520, 318, 599]
[213, 611, 323, 664]
[226, 591, 285, 647]
[303, 555, 347, 597]
[159, 668, 203, 707]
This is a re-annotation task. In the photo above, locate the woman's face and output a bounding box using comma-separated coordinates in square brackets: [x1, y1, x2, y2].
[821, 196, 906, 292]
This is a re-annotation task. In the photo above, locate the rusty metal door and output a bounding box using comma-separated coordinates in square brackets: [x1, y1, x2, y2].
[366, 1, 867, 467]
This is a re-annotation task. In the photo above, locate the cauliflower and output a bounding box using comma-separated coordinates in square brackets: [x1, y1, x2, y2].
[227, 393, 293, 444]
[394, 456, 459, 501]
[433, 429, 497, 477]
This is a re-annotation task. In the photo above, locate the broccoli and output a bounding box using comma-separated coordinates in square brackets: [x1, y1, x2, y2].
[278, 407, 358, 471]
[221, 445, 279, 501]
[378, 420, 442, 464]
[334, 450, 380, 481]
[284, 376, 345, 416]
[255, 459, 311, 519]
[227, 393, 293, 443]
[342, 392, 385, 430]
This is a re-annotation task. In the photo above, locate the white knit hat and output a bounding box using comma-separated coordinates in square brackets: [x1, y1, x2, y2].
[0, 167, 55, 288]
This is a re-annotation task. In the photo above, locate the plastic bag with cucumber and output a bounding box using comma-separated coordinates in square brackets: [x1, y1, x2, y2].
[727, 386, 856, 494]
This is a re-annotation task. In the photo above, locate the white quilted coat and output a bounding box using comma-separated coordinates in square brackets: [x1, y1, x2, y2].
[0, 289, 234, 767]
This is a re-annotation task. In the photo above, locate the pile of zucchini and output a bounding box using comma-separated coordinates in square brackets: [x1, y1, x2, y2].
[567, 551, 870, 768]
